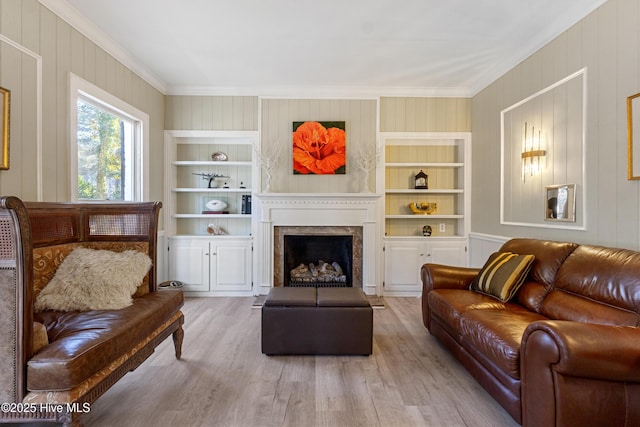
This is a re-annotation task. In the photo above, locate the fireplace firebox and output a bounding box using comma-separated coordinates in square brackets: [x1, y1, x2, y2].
[273, 226, 363, 288]
[284, 235, 353, 287]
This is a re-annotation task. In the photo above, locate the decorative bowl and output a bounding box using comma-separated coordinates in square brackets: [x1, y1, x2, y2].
[211, 152, 228, 161]
[409, 202, 437, 215]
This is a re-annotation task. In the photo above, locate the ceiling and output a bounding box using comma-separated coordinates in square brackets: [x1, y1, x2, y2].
[44, 0, 606, 97]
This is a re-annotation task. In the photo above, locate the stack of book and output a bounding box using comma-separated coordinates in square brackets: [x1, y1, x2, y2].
[241, 195, 252, 214]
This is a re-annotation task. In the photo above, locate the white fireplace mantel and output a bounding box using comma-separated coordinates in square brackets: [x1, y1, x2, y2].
[253, 193, 382, 295]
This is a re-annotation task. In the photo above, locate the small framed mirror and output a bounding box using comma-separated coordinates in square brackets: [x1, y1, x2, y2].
[627, 92, 640, 179]
[545, 184, 576, 222]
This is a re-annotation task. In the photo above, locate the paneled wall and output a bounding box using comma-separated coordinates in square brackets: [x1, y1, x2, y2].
[164, 95, 258, 130]
[501, 70, 585, 229]
[0, 34, 39, 200]
[163, 96, 471, 194]
[472, 0, 640, 250]
[0, 0, 165, 202]
[379, 97, 471, 132]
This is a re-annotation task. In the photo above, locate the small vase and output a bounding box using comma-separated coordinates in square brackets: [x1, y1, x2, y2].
[360, 170, 370, 193]
[263, 174, 272, 193]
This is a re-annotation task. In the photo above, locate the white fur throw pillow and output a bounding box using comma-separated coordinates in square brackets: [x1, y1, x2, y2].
[35, 247, 152, 312]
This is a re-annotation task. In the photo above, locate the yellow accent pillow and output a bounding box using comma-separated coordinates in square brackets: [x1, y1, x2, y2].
[470, 252, 535, 302]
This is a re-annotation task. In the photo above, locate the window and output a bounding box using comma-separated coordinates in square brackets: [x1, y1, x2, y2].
[70, 74, 149, 201]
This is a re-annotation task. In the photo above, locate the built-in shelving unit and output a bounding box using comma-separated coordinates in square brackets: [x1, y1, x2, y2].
[164, 130, 259, 296]
[165, 130, 257, 237]
[379, 132, 471, 238]
[378, 132, 471, 296]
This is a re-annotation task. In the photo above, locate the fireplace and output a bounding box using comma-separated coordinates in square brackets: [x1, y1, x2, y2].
[254, 193, 381, 295]
[285, 235, 352, 287]
[274, 226, 363, 288]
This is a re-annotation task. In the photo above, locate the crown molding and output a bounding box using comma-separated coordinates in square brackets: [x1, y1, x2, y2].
[36, 0, 473, 100]
[38, 0, 606, 100]
[34, 0, 502, 100]
[165, 84, 473, 98]
[38, 0, 168, 94]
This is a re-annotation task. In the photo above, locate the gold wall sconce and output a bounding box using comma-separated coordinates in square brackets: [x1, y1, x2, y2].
[521, 122, 546, 182]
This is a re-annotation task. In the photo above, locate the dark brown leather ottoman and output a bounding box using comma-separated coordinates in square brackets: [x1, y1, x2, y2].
[261, 287, 373, 355]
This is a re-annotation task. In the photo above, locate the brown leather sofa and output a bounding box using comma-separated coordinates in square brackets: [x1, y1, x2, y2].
[0, 197, 184, 427]
[421, 238, 640, 427]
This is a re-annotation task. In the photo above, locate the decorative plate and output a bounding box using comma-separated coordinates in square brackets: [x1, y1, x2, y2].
[205, 199, 228, 211]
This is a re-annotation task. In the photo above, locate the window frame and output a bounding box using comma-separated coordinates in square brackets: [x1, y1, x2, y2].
[69, 73, 149, 202]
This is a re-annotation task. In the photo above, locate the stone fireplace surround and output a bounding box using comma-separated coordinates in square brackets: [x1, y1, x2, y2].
[254, 193, 381, 295]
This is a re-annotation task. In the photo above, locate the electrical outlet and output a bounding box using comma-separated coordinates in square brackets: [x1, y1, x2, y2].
[439, 223, 446, 233]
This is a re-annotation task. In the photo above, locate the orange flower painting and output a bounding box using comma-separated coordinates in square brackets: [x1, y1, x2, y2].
[292, 121, 346, 174]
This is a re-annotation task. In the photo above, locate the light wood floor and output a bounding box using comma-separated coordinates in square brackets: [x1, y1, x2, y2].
[80, 297, 518, 427]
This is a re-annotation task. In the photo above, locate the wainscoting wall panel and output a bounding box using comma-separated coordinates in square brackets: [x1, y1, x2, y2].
[468, 233, 509, 268]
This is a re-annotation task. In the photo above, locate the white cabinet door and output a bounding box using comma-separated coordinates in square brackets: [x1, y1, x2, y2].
[168, 239, 210, 292]
[384, 241, 424, 295]
[211, 242, 252, 291]
[429, 241, 467, 267]
[384, 239, 467, 296]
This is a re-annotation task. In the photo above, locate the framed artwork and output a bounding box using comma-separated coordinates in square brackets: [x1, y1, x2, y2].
[627, 92, 640, 179]
[0, 86, 9, 170]
[545, 184, 576, 222]
[292, 121, 346, 174]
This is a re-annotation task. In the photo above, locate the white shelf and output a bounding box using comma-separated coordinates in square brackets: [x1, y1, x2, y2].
[173, 214, 250, 219]
[385, 162, 463, 168]
[385, 214, 464, 219]
[172, 160, 252, 166]
[172, 188, 251, 193]
[385, 189, 463, 194]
